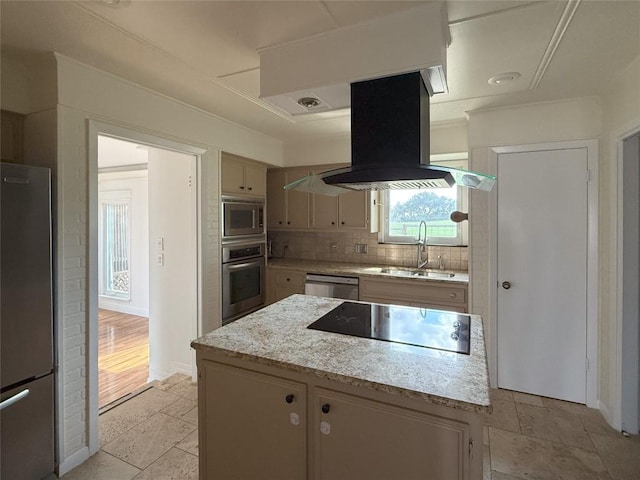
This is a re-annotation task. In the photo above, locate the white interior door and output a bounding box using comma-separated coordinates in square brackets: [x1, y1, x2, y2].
[497, 147, 588, 403]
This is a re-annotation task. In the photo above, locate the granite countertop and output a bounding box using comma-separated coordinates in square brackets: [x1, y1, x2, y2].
[267, 258, 469, 284]
[192, 294, 490, 414]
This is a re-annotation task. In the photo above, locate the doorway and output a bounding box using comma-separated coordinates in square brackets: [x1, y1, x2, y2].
[489, 140, 598, 407]
[620, 130, 640, 434]
[88, 122, 206, 453]
[97, 136, 150, 409]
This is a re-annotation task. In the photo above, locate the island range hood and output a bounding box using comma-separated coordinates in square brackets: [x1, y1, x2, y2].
[322, 72, 454, 190]
[285, 72, 495, 195]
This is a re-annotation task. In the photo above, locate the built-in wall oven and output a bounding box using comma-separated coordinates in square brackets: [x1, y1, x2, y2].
[222, 196, 265, 241]
[222, 242, 265, 324]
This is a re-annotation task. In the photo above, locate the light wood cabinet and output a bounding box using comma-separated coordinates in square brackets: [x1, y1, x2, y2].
[199, 361, 306, 480]
[313, 388, 469, 480]
[360, 276, 468, 312]
[221, 152, 266, 197]
[266, 168, 310, 229]
[267, 267, 306, 304]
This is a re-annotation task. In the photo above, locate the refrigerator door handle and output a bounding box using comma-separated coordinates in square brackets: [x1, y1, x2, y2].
[0, 389, 30, 411]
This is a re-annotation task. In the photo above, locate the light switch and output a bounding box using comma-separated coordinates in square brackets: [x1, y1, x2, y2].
[156, 253, 164, 266]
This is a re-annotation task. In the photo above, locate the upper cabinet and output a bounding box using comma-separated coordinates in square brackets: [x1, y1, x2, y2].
[268, 165, 376, 232]
[221, 152, 266, 197]
[267, 168, 310, 229]
[309, 166, 369, 230]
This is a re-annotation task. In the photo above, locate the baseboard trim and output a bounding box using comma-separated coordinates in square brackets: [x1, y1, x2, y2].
[57, 446, 90, 477]
[98, 300, 148, 317]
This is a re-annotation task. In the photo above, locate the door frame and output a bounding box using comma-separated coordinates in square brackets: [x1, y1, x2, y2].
[87, 120, 207, 454]
[488, 139, 598, 407]
[616, 123, 640, 433]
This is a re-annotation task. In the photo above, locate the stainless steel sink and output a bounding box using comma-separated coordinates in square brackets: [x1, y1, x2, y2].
[363, 267, 464, 280]
[411, 271, 456, 278]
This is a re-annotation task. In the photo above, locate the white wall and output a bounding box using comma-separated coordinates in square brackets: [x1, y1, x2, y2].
[147, 148, 197, 379]
[98, 170, 149, 316]
[0, 52, 283, 475]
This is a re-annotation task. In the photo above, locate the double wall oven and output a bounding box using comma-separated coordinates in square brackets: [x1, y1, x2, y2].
[221, 196, 266, 324]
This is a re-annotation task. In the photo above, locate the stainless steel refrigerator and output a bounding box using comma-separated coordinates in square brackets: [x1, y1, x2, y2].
[1, 163, 55, 479]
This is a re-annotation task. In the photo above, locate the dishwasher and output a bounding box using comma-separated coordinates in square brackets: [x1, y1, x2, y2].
[305, 274, 359, 300]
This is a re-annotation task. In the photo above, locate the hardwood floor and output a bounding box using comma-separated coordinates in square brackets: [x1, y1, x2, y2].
[98, 309, 149, 408]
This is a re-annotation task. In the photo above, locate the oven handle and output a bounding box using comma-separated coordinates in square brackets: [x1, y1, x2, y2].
[252, 209, 257, 229]
[226, 261, 262, 271]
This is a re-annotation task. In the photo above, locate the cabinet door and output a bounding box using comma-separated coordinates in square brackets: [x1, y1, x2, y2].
[200, 361, 306, 480]
[338, 190, 368, 229]
[274, 269, 306, 302]
[311, 194, 338, 229]
[267, 170, 287, 228]
[221, 157, 246, 195]
[313, 388, 469, 480]
[244, 163, 266, 196]
[286, 169, 310, 229]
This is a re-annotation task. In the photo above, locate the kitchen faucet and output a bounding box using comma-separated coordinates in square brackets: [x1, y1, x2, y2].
[416, 220, 429, 268]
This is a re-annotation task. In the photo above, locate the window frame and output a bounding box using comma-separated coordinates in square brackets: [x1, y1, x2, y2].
[379, 154, 469, 246]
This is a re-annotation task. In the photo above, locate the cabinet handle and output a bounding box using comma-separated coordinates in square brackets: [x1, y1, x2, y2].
[239, 185, 245, 189]
[331, 222, 335, 225]
[286, 278, 290, 282]
[248, 187, 253, 191]
[321, 403, 330, 414]
[287, 221, 291, 225]
[341, 221, 345, 225]
[449, 293, 457, 298]
[279, 221, 283, 225]
[285, 394, 295, 404]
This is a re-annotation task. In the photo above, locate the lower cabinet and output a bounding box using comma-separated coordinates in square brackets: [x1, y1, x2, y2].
[313, 388, 469, 480]
[199, 361, 307, 480]
[198, 358, 478, 480]
[360, 276, 468, 312]
[267, 267, 306, 304]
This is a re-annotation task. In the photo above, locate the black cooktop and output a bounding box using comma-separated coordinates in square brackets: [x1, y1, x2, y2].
[307, 302, 471, 354]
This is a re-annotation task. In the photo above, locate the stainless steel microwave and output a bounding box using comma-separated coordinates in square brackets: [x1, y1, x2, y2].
[222, 196, 265, 241]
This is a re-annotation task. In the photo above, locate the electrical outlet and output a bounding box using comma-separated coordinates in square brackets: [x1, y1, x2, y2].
[156, 253, 164, 266]
[354, 243, 368, 254]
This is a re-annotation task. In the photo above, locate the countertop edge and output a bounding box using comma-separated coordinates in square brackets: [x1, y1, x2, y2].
[191, 339, 492, 415]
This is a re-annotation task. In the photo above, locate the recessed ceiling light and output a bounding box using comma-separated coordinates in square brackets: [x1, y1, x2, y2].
[297, 97, 322, 109]
[488, 72, 521, 86]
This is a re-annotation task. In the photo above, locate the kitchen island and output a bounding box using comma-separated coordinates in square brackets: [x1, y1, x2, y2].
[191, 294, 491, 480]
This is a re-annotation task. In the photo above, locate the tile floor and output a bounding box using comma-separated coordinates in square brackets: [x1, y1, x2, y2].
[63, 375, 640, 480]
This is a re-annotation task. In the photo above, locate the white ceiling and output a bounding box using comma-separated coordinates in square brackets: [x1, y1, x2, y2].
[2, 1, 639, 144]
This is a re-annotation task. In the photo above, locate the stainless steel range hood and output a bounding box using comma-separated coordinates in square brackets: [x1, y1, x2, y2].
[285, 72, 495, 195]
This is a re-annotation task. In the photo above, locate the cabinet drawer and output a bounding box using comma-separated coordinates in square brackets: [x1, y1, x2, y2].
[360, 277, 467, 307]
[275, 270, 305, 288]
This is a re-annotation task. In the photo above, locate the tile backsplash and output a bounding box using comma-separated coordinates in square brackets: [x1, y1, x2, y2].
[268, 230, 468, 271]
